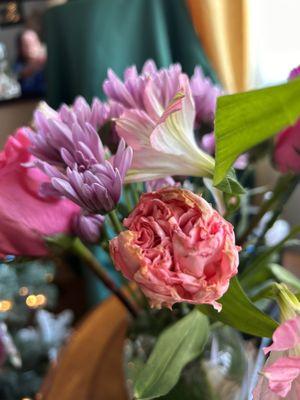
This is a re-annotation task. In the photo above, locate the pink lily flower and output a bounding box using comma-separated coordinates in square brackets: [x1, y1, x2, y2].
[253, 316, 300, 399]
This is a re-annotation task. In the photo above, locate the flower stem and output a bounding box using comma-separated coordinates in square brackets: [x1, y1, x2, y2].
[130, 183, 140, 205]
[108, 209, 123, 234]
[72, 238, 137, 318]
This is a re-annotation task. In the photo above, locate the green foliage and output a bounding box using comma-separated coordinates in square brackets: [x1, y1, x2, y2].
[134, 309, 209, 400]
[198, 277, 278, 338]
[241, 226, 300, 290]
[214, 77, 300, 185]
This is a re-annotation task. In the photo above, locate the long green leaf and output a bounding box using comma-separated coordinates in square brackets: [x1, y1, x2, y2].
[269, 263, 300, 291]
[134, 309, 209, 400]
[214, 78, 300, 185]
[198, 277, 278, 338]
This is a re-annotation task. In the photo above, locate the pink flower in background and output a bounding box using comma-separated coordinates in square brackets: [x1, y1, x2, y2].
[110, 187, 239, 310]
[0, 129, 79, 258]
[117, 75, 215, 182]
[274, 120, 300, 174]
[288, 65, 300, 80]
[274, 66, 300, 174]
[253, 316, 300, 399]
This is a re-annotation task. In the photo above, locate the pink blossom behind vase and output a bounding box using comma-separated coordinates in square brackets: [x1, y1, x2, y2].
[110, 187, 240, 310]
[0, 129, 79, 258]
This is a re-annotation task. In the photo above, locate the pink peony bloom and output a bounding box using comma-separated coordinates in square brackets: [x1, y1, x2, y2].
[110, 187, 240, 310]
[0, 129, 79, 258]
[253, 316, 300, 399]
[274, 119, 300, 174]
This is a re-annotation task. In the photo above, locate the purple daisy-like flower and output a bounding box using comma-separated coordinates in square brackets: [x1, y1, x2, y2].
[103, 60, 220, 128]
[29, 98, 132, 218]
[30, 97, 123, 167]
[103, 60, 182, 119]
[190, 66, 221, 126]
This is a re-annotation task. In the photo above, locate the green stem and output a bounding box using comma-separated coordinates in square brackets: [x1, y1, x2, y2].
[130, 183, 140, 205]
[72, 238, 137, 318]
[108, 209, 123, 234]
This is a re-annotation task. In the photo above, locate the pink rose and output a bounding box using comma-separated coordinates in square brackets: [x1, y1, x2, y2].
[110, 187, 240, 310]
[253, 316, 300, 399]
[0, 129, 79, 258]
[274, 119, 300, 174]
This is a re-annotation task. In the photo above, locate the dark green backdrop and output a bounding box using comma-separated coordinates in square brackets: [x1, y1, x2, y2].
[44, 0, 218, 108]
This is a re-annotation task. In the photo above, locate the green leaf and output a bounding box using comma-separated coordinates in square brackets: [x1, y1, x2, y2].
[214, 77, 300, 185]
[134, 309, 209, 400]
[198, 277, 278, 338]
[214, 168, 246, 195]
[269, 263, 300, 291]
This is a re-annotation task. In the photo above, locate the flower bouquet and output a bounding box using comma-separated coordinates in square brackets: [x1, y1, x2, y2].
[1, 60, 300, 399]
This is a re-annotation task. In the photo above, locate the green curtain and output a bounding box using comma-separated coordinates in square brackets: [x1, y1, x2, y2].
[44, 0, 218, 108]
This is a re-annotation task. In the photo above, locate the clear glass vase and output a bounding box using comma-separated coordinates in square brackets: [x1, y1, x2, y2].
[124, 310, 256, 400]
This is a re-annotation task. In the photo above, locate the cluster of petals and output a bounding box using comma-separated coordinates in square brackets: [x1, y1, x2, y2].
[253, 316, 300, 399]
[110, 187, 239, 310]
[103, 61, 220, 183]
[0, 129, 79, 257]
[29, 97, 132, 242]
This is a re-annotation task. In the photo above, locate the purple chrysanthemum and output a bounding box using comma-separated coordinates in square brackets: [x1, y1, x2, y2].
[29, 98, 132, 220]
[103, 60, 220, 128]
[30, 97, 123, 166]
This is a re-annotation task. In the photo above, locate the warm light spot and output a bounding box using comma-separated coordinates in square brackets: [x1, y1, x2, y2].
[26, 294, 47, 308]
[36, 294, 47, 306]
[0, 300, 12, 312]
[26, 295, 38, 308]
[19, 287, 29, 296]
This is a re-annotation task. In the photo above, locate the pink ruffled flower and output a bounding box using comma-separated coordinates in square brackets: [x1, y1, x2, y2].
[253, 316, 300, 399]
[110, 187, 240, 310]
[0, 129, 79, 258]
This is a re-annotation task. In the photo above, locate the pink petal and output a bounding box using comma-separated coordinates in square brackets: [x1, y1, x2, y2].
[264, 317, 300, 354]
[264, 356, 300, 398]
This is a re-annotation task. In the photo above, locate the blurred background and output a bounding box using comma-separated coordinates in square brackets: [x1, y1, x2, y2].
[0, 1, 300, 399]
